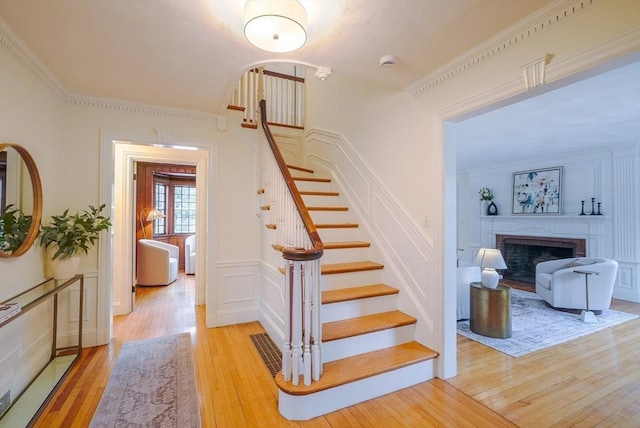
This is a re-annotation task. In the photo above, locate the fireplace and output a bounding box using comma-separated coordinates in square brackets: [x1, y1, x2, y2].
[496, 235, 586, 285]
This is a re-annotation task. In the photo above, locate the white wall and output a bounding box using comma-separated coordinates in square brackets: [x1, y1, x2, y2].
[303, 0, 640, 378]
[0, 34, 262, 405]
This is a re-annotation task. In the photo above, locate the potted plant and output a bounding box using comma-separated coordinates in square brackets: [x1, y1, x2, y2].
[39, 204, 111, 279]
[0, 204, 32, 254]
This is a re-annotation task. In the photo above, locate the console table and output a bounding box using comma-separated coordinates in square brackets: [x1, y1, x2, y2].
[0, 275, 84, 427]
[469, 281, 512, 338]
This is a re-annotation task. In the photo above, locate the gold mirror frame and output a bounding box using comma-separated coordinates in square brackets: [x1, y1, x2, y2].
[0, 143, 43, 258]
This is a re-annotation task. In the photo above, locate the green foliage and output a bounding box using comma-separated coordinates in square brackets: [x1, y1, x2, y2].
[479, 187, 494, 201]
[0, 204, 33, 253]
[39, 204, 111, 260]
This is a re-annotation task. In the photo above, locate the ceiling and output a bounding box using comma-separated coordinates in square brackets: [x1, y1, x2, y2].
[453, 56, 640, 171]
[1, 1, 637, 170]
[0, 0, 552, 113]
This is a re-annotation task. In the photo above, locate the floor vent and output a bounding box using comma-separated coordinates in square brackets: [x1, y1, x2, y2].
[249, 333, 282, 377]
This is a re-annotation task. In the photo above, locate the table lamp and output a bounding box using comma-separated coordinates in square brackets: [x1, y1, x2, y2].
[474, 248, 507, 288]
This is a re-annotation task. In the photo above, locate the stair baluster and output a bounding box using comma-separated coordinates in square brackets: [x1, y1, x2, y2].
[257, 89, 323, 386]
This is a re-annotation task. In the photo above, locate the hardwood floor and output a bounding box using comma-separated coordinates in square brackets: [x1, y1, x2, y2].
[33, 274, 639, 427]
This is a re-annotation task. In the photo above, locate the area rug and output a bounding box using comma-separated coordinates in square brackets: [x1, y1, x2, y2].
[90, 333, 200, 427]
[457, 289, 638, 357]
[250, 332, 282, 377]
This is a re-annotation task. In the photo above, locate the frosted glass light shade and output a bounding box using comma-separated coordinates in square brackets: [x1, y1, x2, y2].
[244, 0, 308, 53]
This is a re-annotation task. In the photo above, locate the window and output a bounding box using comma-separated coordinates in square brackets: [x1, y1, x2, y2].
[152, 175, 196, 236]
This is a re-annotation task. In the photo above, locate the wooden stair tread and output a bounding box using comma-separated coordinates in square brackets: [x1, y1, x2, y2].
[315, 223, 359, 229]
[272, 244, 305, 252]
[322, 284, 398, 304]
[321, 261, 383, 275]
[292, 176, 331, 183]
[300, 191, 339, 196]
[275, 341, 438, 395]
[265, 224, 276, 230]
[307, 206, 348, 211]
[241, 122, 257, 129]
[287, 164, 314, 173]
[260, 205, 270, 211]
[324, 241, 370, 249]
[323, 310, 416, 342]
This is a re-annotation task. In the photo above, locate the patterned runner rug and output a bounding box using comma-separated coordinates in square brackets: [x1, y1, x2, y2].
[90, 333, 200, 427]
[457, 289, 638, 357]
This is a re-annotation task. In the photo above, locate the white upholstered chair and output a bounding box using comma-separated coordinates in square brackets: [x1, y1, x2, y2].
[457, 266, 481, 320]
[137, 239, 179, 286]
[185, 234, 196, 275]
[535, 257, 618, 312]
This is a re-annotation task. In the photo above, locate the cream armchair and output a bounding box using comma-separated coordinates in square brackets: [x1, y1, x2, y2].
[137, 239, 179, 286]
[185, 234, 196, 275]
[535, 258, 618, 312]
[457, 266, 481, 320]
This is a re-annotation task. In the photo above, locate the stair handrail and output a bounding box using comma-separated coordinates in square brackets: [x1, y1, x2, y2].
[258, 98, 323, 261]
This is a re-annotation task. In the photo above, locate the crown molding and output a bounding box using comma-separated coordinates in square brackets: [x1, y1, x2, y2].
[408, 0, 603, 96]
[64, 94, 217, 123]
[1, 17, 218, 124]
[0, 17, 68, 99]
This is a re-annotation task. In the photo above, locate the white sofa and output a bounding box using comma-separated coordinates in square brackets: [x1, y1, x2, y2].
[457, 266, 481, 320]
[185, 234, 196, 275]
[137, 239, 179, 286]
[535, 257, 618, 312]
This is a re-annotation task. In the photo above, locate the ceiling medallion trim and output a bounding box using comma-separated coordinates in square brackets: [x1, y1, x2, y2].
[409, 0, 601, 96]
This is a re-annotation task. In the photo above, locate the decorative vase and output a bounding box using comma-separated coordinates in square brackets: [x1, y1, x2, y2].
[45, 247, 81, 280]
[486, 201, 498, 216]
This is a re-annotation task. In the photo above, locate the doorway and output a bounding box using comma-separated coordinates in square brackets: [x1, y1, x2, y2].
[96, 134, 216, 346]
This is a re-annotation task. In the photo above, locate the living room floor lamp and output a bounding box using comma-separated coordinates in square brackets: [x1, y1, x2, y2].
[139, 208, 165, 239]
[474, 248, 507, 289]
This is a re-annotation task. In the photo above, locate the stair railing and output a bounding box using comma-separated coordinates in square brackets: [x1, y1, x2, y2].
[230, 68, 305, 129]
[256, 69, 323, 386]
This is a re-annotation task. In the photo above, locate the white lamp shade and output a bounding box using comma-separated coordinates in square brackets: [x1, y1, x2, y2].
[474, 248, 507, 288]
[244, 0, 308, 53]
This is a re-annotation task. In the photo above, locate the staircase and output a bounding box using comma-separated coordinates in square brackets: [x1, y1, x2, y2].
[264, 163, 438, 420]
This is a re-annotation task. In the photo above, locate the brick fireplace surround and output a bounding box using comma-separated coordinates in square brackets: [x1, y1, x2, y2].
[496, 234, 587, 285]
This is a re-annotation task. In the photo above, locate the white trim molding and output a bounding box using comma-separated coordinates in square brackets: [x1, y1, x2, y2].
[408, 0, 616, 96]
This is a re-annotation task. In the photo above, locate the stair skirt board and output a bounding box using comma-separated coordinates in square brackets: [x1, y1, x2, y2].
[322, 294, 398, 323]
[278, 359, 434, 421]
[322, 325, 415, 363]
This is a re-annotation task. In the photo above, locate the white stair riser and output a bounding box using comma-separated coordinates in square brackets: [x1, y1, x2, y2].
[309, 210, 350, 224]
[322, 294, 398, 323]
[322, 324, 415, 363]
[278, 359, 434, 421]
[321, 269, 383, 290]
[321, 247, 370, 265]
[288, 169, 315, 178]
[317, 227, 360, 242]
[293, 180, 333, 193]
[301, 195, 343, 207]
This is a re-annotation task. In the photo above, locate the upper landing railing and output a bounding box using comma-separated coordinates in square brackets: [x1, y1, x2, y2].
[230, 68, 305, 129]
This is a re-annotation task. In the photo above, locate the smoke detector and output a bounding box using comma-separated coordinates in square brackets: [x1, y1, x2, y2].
[314, 66, 332, 80]
[380, 55, 396, 68]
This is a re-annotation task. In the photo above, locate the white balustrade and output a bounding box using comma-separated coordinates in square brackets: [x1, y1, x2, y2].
[257, 115, 322, 386]
[230, 69, 305, 128]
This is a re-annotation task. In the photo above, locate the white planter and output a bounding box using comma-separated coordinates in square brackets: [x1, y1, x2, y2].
[46, 249, 81, 280]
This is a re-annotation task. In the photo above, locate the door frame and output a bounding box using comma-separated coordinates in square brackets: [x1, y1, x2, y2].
[97, 130, 217, 344]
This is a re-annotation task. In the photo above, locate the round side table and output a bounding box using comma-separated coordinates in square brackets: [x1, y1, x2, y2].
[469, 282, 512, 338]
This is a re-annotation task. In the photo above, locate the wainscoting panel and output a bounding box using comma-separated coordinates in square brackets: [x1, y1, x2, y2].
[258, 263, 286, 349]
[216, 261, 260, 326]
[58, 272, 97, 348]
[305, 129, 437, 344]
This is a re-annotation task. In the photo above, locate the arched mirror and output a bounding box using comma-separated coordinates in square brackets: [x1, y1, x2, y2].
[0, 143, 43, 258]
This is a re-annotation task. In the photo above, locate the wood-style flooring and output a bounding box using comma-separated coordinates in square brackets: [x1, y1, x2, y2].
[34, 274, 640, 427]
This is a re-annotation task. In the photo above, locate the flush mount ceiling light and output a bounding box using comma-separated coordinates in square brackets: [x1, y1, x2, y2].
[244, 0, 308, 53]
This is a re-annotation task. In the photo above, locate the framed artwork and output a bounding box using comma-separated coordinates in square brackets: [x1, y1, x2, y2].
[511, 166, 562, 215]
